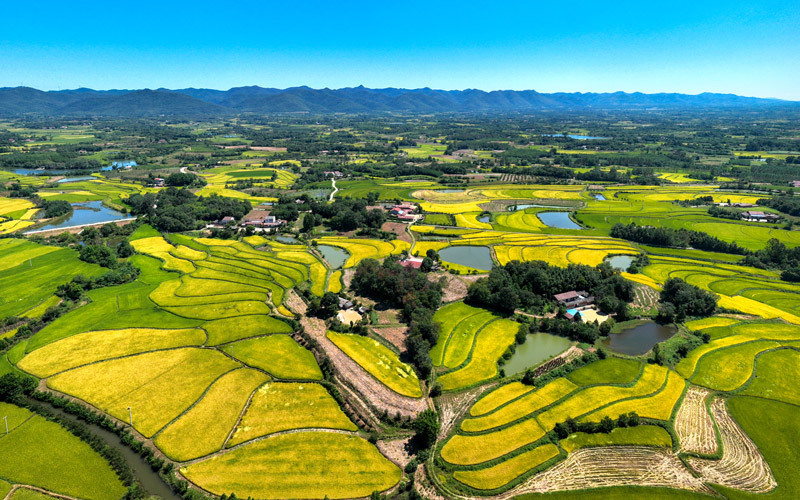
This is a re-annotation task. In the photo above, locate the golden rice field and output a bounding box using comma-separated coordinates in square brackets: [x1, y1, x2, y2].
[313, 237, 409, 268]
[227, 382, 357, 446]
[327, 330, 422, 397]
[182, 432, 401, 499]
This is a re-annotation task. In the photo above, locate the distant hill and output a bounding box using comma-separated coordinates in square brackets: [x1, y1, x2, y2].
[0, 85, 796, 117]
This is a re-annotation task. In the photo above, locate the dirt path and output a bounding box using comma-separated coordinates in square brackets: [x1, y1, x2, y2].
[329, 178, 338, 201]
[299, 313, 427, 418]
[3, 485, 83, 500]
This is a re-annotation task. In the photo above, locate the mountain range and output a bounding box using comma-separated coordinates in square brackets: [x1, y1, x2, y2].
[0, 85, 796, 117]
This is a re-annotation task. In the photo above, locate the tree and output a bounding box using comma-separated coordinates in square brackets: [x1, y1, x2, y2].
[116, 240, 134, 258]
[515, 323, 530, 344]
[0, 373, 36, 401]
[302, 213, 315, 233]
[412, 409, 440, 450]
[420, 257, 434, 272]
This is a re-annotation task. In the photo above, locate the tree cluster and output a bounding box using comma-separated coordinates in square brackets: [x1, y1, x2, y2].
[657, 278, 718, 322]
[553, 412, 640, 440]
[466, 260, 633, 317]
[39, 199, 73, 218]
[125, 188, 251, 232]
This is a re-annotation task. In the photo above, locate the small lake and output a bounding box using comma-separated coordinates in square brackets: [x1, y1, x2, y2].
[276, 235, 298, 244]
[318, 245, 349, 268]
[439, 245, 494, 271]
[542, 134, 608, 140]
[504, 333, 572, 376]
[593, 193, 606, 200]
[57, 176, 96, 183]
[537, 212, 583, 230]
[603, 322, 678, 356]
[509, 204, 561, 211]
[608, 255, 634, 271]
[478, 215, 491, 223]
[27, 201, 134, 233]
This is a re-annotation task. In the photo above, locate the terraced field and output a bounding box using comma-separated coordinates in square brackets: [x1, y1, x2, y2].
[7, 229, 402, 498]
[432, 302, 519, 390]
[313, 236, 410, 268]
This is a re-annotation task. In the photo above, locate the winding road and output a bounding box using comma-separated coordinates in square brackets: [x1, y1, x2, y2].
[329, 178, 338, 201]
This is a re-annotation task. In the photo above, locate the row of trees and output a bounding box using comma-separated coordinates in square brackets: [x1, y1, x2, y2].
[610, 222, 749, 255]
[125, 188, 251, 232]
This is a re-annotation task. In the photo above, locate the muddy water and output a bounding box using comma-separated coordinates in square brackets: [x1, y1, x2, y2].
[439, 245, 494, 271]
[318, 245, 349, 268]
[603, 322, 678, 356]
[503, 333, 572, 376]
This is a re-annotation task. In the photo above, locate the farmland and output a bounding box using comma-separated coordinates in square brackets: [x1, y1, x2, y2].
[1, 113, 800, 500]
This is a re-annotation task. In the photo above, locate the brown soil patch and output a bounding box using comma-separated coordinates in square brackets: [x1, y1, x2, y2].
[377, 437, 414, 468]
[250, 146, 287, 152]
[372, 325, 408, 352]
[632, 283, 660, 309]
[430, 273, 481, 303]
[382, 222, 412, 243]
[376, 308, 401, 325]
[342, 269, 355, 289]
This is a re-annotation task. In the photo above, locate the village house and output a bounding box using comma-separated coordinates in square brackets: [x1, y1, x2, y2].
[152, 177, 165, 187]
[554, 290, 595, 308]
[741, 211, 780, 222]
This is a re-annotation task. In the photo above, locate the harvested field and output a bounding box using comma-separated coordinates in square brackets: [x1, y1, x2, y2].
[370, 325, 408, 352]
[381, 221, 412, 243]
[687, 398, 776, 493]
[296, 315, 427, 418]
[675, 386, 717, 455]
[513, 446, 713, 495]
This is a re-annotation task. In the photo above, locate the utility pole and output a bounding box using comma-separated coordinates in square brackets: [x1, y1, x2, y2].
[127, 407, 133, 426]
[3, 416, 7, 435]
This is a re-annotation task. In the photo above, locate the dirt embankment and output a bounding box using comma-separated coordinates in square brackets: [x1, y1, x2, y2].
[287, 291, 427, 419]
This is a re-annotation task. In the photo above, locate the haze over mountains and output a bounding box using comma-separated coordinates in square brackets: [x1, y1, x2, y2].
[0, 85, 796, 117]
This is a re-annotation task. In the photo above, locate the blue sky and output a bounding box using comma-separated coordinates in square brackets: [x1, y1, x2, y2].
[1, 1, 798, 99]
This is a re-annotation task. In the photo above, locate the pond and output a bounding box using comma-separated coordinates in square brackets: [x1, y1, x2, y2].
[317, 245, 349, 269]
[26, 201, 134, 233]
[593, 193, 606, 200]
[608, 255, 634, 271]
[542, 134, 608, 140]
[602, 322, 678, 356]
[503, 333, 572, 376]
[57, 176, 96, 183]
[478, 215, 491, 223]
[537, 212, 583, 230]
[26, 397, 180, 499]
[509, 203, 561, 211]
[276, 235, 298, 244]
[439, 245, 494, 271]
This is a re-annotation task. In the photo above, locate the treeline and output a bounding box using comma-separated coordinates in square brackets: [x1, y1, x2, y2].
[39, 199, 73, 218]
[466, 260, 633, 317]
[0, 151, 103, 171]
[758, 196, 800, 216]
[610, 222, 749, 255]
[351, 258, 443, 377]
[125, 188, 251, 232]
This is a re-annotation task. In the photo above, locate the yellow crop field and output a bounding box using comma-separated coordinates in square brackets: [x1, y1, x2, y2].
[685, 317, 740, 330]
[0, 198, 34, 216]
[228, 382, 357, 446]
[18, 327, 206, 377]
[155, 368, 269, 461]
[327, 331, 422, 397]
[131, 236, 195, 273]
[441, 417, 546, 466]
[462, 378, 578, 432]
[164, 300, 271, 320]
[469, 382, 534, 417]
[172, 245, 206, 261]
[327, 270, 343, 293]
[204, 315, 292, 345]
[454, 212, 492, 229]
[48, 348, 240, 437]
[314, 237, 409, 267]
[223, 335, 322, 380]
[675, 334, 753, 378]
[584, 370, 686, 422]
[437, 318, 519, 391]
[182, 432, 401, 500]
[453, 443, 560, 490]
[536, 365, 667, 430]
[560, 425, 672, 453]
